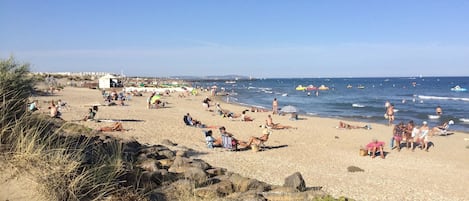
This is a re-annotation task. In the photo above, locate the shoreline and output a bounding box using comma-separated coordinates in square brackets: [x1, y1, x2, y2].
[29, 87, 469, 201]
[218, 94, 469, 134]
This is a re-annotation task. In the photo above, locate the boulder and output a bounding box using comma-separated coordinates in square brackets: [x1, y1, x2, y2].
[226, 190, 267, 201]
[158, 149, 176, 160]
[183, 167, 208, 186]
[283, 172, 306, 192]
[229, 173, 269, 193]
[190, 158, 211, 170]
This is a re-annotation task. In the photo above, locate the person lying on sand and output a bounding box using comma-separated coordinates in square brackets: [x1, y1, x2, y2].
[241, 110, 254, 121]
[265, 114, 296, 129]
[250, 107, 269, 112]
[337, 121, 371, 129]
[97, 122, 125, 132]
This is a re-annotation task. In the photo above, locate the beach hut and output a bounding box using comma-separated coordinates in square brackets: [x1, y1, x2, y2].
[98, 74, 120, 89]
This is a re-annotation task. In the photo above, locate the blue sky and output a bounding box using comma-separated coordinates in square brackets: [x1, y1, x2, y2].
[1, 0, 469, 78]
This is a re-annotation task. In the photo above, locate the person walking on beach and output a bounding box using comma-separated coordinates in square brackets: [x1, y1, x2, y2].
[272, 98, 278, 115]
[386, 103, 395, 125]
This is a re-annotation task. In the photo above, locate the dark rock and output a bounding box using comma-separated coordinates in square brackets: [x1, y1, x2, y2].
[347, 166, 364, 172]
[183, 167, 208, 186]
[283, 172, 306, 192]
[226, 190, 267, 201]
[229, 173, 269, 193]
[213, 179, 234, 196]
[190, 158, 211, 170]
[158, 149, 175, 160]
[168, 155, 191, 173]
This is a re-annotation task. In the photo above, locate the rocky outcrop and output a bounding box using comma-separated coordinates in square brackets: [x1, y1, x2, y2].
[79, 135, 329, 200]
[283, 172, 306, 192]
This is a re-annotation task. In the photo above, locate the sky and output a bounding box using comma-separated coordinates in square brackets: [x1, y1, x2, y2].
[1, 0, 469, 78]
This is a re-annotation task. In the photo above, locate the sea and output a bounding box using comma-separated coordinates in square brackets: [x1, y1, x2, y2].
[194, 77, 469, 133]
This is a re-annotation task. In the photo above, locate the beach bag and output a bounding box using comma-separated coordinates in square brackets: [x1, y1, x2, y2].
[251, 144, 260, 152]
[384, 113, 389, 119]
[359, 148, 368, 156]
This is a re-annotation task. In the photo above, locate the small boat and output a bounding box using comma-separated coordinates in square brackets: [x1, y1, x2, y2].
[296, 85, 306, 91]
[346, 84, 352, 89]
[451, 85, 467, 92]
[318, 85, 329, 90]
[306, 85, 317, 91]
[282, 93, 288, 97]
[357, 85, 365, 89]
[225, 80, 236, 84]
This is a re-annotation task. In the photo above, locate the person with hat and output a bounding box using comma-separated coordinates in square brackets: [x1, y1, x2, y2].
[245, 127, 272, 148]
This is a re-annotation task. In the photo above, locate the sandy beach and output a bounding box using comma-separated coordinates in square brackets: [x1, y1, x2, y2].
[32, 87, 469, 201]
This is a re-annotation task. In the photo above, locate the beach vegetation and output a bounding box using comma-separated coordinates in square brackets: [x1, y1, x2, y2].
[0, 57, 128, 200]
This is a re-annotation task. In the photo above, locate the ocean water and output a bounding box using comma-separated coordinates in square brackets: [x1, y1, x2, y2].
[195, 77, 469, 132]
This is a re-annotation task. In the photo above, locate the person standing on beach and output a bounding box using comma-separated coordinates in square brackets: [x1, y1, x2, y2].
[272, 98, 278, 115]
[386, 104, 395, 125]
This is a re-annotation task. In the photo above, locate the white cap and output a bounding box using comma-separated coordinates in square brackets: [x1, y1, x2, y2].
[423, 121, 427, 125]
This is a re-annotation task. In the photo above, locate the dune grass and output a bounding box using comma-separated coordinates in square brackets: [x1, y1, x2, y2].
[0, 57, 133, 201]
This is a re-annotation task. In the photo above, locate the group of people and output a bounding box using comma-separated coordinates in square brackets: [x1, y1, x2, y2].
[393, 120, 452, 152]
[29, 99, 64, 119]
[204, 126, 272, 151]
[103, 89, 128, 106]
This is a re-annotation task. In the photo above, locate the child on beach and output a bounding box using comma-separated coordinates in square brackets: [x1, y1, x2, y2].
[205, 130, 215, 148]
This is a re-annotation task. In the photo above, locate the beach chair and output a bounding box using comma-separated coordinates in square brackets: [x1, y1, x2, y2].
[221, 134, 237, 151]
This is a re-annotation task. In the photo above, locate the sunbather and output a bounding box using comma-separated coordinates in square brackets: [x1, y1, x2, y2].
[213, 126, 238, 148]
[82, 108, 96, 121]
[337, 121, 371, 129]
[265, 114, 295, 129]
[245, 128, 271, 148]
[241, 110, 254, 121]
[97, 122, 124, 132]
[430, 120, 454, 136]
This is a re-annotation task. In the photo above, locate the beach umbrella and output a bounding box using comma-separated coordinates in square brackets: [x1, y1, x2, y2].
[150, 94, 161, 104]
[280, 105, 299, 113]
